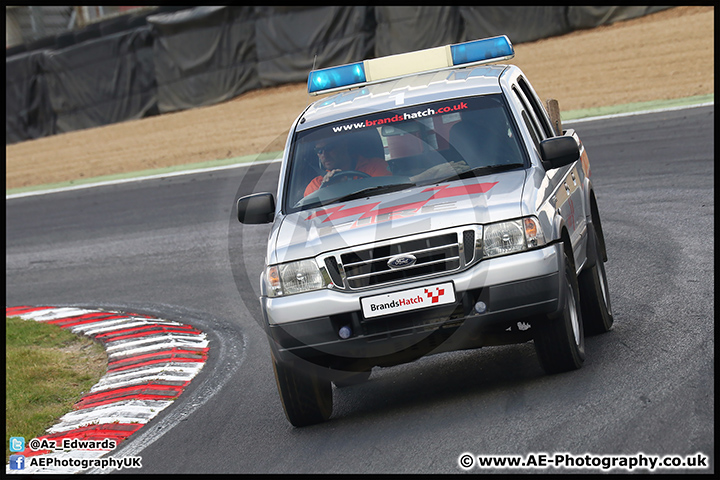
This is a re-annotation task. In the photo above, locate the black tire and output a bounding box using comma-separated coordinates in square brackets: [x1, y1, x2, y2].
[333, 370, 372, 388]
[271, 354, 333, 427]
[578, 226, 613, 335]
[534, 248, 585, 374]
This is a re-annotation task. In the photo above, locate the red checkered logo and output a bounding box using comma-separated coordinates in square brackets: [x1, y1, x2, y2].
[424, 287, 445, 304]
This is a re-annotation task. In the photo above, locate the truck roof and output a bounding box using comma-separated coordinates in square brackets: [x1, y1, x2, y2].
[298, 64, 511, 131]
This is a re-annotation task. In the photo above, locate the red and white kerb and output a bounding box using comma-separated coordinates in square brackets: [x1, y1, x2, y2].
[5, 306, 208, 474]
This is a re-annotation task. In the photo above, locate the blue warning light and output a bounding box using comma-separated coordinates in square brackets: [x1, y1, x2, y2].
[450, 36, 514, 67]
[307, 62, 367, 95]
[307, 35, 514, 95]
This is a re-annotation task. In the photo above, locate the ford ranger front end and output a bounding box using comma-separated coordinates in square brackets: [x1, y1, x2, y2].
[235, 35, 612, 427]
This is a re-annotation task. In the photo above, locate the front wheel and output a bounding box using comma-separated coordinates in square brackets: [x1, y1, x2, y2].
[578, 226, 613, 335]
[333, 369, 372, 388]
[534, 248, 585, 374]
[271, 353, 333, 427]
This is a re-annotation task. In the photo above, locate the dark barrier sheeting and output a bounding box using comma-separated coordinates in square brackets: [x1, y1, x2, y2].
[374, 6, 674, 56]
[6, 50, 55, 143]
[374, 7, 463, 57]
[460, 7, 570, 44]
[255, 6, 373, 87]
[6, 6, 678, 144]
[149, 6, 260, 114]
[42, 26, 156, 134]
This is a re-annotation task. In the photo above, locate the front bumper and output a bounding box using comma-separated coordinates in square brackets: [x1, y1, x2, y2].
[263, 243, 563, 370]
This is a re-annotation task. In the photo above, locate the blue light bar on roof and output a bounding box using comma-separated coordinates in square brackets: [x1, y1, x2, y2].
[307, 35, 514, 95]
[308, 62, 366, 95]
[450, 35, 514, 67]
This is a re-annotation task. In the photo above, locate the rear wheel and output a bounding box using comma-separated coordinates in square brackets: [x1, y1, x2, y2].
[271, 353, 333, 427]
[534, 248, 585, 374]
[579, 226, 613, 335]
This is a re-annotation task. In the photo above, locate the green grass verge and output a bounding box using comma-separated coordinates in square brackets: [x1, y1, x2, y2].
[562, 94, 714, 121]
[6, 93, 713, 198]
[5, 316, 107, 462]
[6, 150, 284, 197]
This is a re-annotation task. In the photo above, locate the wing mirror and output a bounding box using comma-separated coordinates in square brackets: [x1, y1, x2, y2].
[539, 136, 580, 170]
[236, 192, 275, 224]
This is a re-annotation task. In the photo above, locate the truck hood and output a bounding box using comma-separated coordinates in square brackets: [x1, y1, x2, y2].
[271, 170, 527, 264]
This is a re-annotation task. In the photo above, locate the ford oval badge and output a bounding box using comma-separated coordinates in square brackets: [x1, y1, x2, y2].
[387, 254, 417, 270]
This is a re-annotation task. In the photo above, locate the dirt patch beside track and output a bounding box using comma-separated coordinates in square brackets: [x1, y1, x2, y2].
[5, 6, 713, 191]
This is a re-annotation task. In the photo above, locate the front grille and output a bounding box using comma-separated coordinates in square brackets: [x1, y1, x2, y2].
[324, 256, 343, 286]
[463, 229, 475, 264]
[340, 232, 461, 289]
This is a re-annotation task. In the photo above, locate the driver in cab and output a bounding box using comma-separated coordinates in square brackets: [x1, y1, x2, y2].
[304, 136, 391, 197]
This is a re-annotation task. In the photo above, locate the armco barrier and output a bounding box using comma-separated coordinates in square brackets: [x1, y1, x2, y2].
[6, 6, 672, 144]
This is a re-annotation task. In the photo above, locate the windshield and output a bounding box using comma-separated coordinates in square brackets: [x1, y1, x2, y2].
[284, 94, 526, 213]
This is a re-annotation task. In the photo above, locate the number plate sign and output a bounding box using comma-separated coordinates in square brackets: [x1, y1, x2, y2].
[361, 282, 455, 319]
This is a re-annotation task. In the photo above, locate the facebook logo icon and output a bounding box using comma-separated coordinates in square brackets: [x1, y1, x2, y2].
[9, 455, 25, 470]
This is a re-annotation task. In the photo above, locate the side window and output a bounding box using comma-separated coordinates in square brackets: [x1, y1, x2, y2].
[521, 110, 539, 147]
[512, 87, 542, 146]
[517, 77, 554, 138]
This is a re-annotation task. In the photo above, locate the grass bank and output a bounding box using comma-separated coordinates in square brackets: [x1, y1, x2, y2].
[5, 316, 107, 462]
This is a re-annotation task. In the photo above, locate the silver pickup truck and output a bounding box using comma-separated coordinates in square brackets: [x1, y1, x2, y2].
[236, 36, 613, 427]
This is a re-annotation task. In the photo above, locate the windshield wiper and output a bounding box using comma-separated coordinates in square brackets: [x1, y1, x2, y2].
[332, 182, 417, 203]
[434, 163, 524, 184]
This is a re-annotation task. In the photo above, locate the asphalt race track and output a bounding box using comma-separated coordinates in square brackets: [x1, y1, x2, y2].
[5, 105, 714, 474]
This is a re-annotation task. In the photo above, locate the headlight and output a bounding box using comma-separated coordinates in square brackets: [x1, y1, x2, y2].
[264, 259, 328, 297]
[483, 217, 545, 258]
